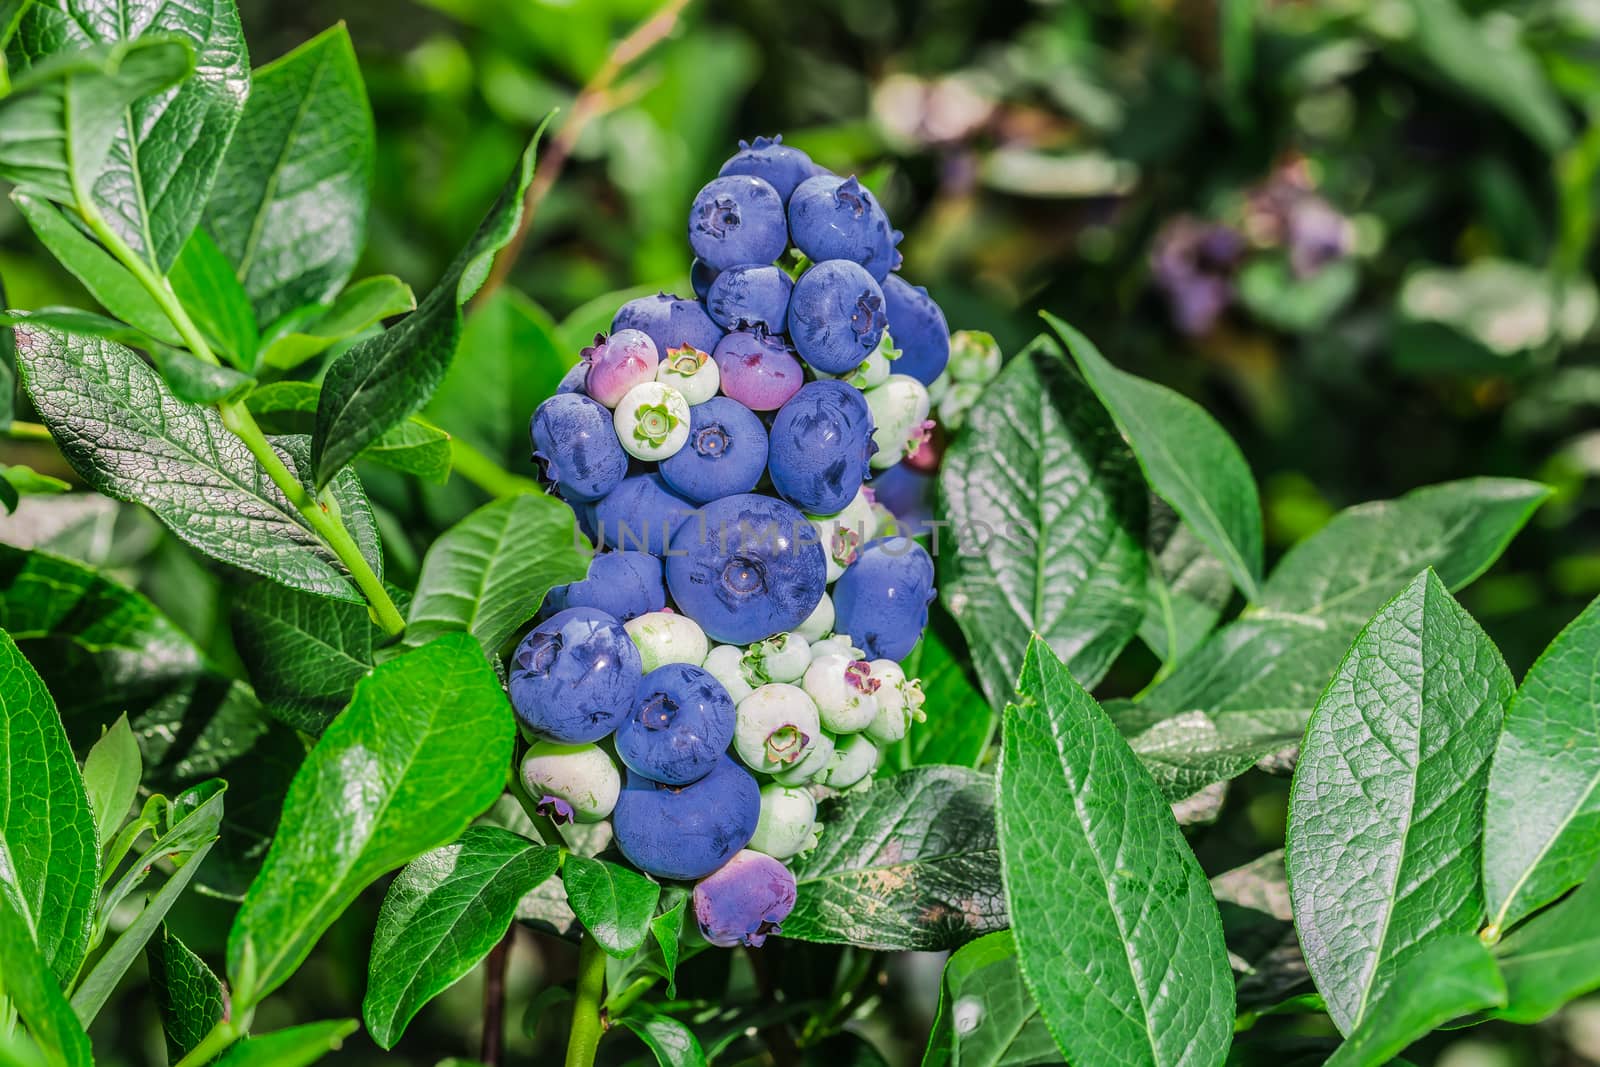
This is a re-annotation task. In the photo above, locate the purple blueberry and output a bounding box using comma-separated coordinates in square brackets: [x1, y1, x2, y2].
[706, 264, 793, 333]
[556, 361, 588, 395]
[882, 275, 950, 385]
[612, 756, 760, 881]
[688, 175, 789, 272]
[787, 175, 898, 281]
[693, 850, 798, 948]
[788, 260, 887, 375]
[659, 397, 769, 504]
[560, 551, 665, 622]
[712, 330, 804, 411]
[665, 493, 826, 645]
[767, 381, 876, 514]
[718, 135, 817, 202]
[582, 329, 660, 408]
[868, 462, 935, 536]
[832, 536, 936, 661]
[612, 292, 724, 356]
[530, 393, 627, 502]
[691, 258, 720, 301]
[616, 663, 737, 785]
[594, 473, 696, 556]
[509, 607, 643, 743]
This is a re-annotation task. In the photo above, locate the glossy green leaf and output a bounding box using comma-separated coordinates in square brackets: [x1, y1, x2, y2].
[81, 712, 140, 848]
[1140, 500, 1231, 664]
[148, 925, 225, 1063]
[616, 1014, 707, 1067]
[357, 418, 452, 484]
[212, 1020, 359, 1067]
[649, 893, 686, 997]
[206, 24, 371, 327]
[562, 853, 660, 959]
[0, 306, 151, 346]
[921, 931, 1057, 1067]
[148, 341, 255, 404]
[16, 0, 250, 269]
[1286, 570, 1511, 1034]
[227, 633, 515, 1010]
[998, 638, 1233, 1067]
[1047, 312, 1262, 600]
[1324, 936, 1504, 1067]
[170, 227, 259, 364]
[96, 779, 222, 923]
[1492, 860, 1600, 1022]
[12, 326, 377, 602]
[605, 887, 696, 1001]
[0, 892, 92, 1067]
[938, 333, 1146, 707]
[256, 276, 416, 372]
[232, 581, 381, 735]
[312, 124, 548, 488]
[364, 827, 560, 1049]
[896, 614, 993, 770]
[0, 629, 98, 985]
[1483, 593, 1600, 932]
[785, 766, 1005, 951]
[406, 493, 587, 653]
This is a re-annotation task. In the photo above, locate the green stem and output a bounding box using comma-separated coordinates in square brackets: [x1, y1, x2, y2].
[565, 936, 608, 1067]
[172, 1016, 244, 1067]
[602, 976, 654, 1017]
[450, 436, 544, 497]
[74, 204, 406, 637]
[2, 420, 53, 441]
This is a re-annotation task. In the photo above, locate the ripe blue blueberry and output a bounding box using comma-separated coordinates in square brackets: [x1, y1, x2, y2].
[560, 551, 665, 622]
[706, 264, 793, 333]
[509, 607, 642, 743]
[832, 536, 936, 661]
[595, 473, 696, 556]
[788, 260, 887, 375]
[691, 258, 720, 300]
[718, 135, 817, 202]
[767, 380, 876, 514]
[882, 275, 950, 385]
[615, 663, 737, 785]
[556, 361, 589, 395]
[612, 292, 723, 357]
[866, 461, 935, 538]
[787, 175, 898, 281]
[659, 396, 769, 504]
[693, 849, 798, 948]
[688, 175, 789, 271]
[713, 330, 804, 411]
[612, 756, 760, 881]
[530, 393, 627, 503]
[665, 493, 827, 645]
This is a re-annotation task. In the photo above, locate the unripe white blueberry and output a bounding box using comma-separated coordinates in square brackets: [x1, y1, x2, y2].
[749, 783, 820, 860]
[741, 632, 811, 685]
[846, 331, 898, 390]
[939, 381, 984, 433]
[948, 330, 1002, 383]
[625, 611, 709, 672]
[803, 653, 879, 734]
[926, 369, 951, 406]
[772, 729, 836, 786]
[865, 659, 926, 745]
[809, 633, 863, 661]
[817, 732, 879, 789]
[864, 374, 932, 470]
[656, 344, 720, 405]
[702, 644, 754, 704]
[809, 489, 878, 584]
[735, 683, 821, 774]
[795, 593, 835, 642]
[614, 381, 691, 461]
[520, 741, 621, 824]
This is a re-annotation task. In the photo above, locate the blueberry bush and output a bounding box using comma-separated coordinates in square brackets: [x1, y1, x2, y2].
[2, 2, 1600, 1066]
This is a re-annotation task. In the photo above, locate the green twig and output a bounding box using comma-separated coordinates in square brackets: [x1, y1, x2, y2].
[450, 436, 544, 498]
[565, 936, 608, 1067]
[171, 1015, 245, 1067]
[602, 976, 654, 1018]
[2, 420, 53, 441]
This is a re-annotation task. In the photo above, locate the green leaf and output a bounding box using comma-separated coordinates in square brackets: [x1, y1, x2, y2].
[226, 633, 515, 1010]
[248, 381, 452, 483]
[1483, 593, 1600, 932]
[1047, 311, 1262, 600]
[232, 581, 382, 735]
[256, 276, 416, 372]
[148, 341, 255, 404]
[405, 493, 588, 654]
[81, 712, 140, 848]
[1492, 860, 1600, 1022]
[938, 333, 1146, 707]
[0, 306, 152, 346]
[648, 894, 686, 997]
[1286, 570, 1511, 1034]
[170, 227, 259, 364]
[96, 779, 222, 924]
[921, 931, 1057, 1067]
[312, 124, 548, 488]
[0, 464, 71, 513]
[1324, 936, 1505, 1067]
[11, 326, 376, 603]
[0, 0, 31, 48]
[784, 766, 1004, 951]
[10, 194, 184, 346]
[364, 827, 560, 1049]
[0, 269, 15, 429]
[212, 1020, 359, 1067]
[895, 614, 992, 770]
[16, 0, 250, 270]
[0, 629, 98, 986]
[615, 1014, 706, 1067]
[562, 853, 660, 959]
[0, 893, 92, 1067]
[1139, 500, 1231, 664]
[206, 24, 371, 328]
[147, 925, 225, 1063]
[998, 637, 1234, 1067]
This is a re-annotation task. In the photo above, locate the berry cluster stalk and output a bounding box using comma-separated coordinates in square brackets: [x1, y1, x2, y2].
[565, 936, 608, 1067]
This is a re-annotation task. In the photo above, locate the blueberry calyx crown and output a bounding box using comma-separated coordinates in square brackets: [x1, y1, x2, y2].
[698, 194, 741, 239]
[766, 724, 809, 764]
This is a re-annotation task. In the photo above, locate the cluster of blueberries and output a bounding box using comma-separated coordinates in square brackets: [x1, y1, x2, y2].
[518, 137, 951, 951]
